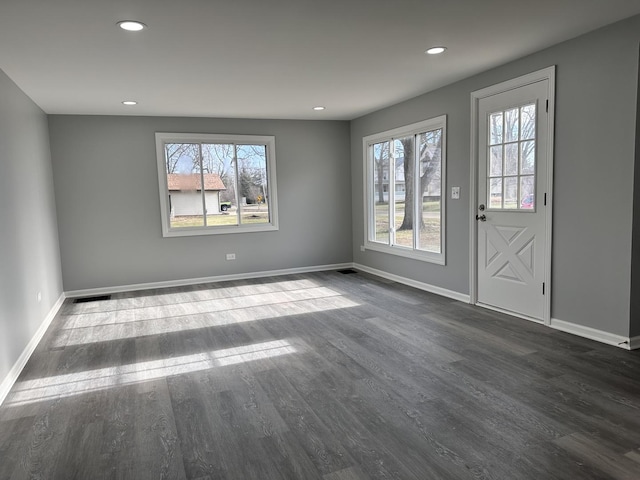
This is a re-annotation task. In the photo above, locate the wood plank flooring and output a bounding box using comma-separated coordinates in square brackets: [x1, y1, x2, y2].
[1, 270, 640, 479]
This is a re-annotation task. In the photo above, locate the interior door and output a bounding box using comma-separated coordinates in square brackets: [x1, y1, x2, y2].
[476, 80, 549, 321]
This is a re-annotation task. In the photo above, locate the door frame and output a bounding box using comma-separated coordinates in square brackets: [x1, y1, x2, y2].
[469, 66, 556, 325]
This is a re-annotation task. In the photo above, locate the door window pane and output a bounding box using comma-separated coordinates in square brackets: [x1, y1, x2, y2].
[489, 112, 503, 145]
[520, 104, 536, 140]
[505, 108, 519, 142]
[521, 141, 535, 175]
[489, 178, 502, 209]
[520, 176, 535, 210]
[486, 103, 536, 210]
[505, 143, 518, 176]
[490, 146, 503, 176]
[504, 177, 518, 209]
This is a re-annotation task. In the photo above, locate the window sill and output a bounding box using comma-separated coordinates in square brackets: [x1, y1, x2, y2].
[162, 223, 278, 238]
[364, 242, 445, 265]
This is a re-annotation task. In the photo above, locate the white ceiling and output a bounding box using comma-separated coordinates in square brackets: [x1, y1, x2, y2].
[1, 0, 639, 120]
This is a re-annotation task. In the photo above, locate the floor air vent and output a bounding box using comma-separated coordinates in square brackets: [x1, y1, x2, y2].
[73, 295, 112, 303]
[337, 268, 358, 275]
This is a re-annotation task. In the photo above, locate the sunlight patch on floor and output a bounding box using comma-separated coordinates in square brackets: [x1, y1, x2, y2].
[5, 340, 296, 407]
[64, 278, 324, 315]
[54, 288, 359, 347]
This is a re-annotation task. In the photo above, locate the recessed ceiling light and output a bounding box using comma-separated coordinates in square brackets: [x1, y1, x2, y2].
[118, 21, 146, 31]
[122, 100, 138, 106]
[426, 46, 447, 55]
[313, 106, 326, 111]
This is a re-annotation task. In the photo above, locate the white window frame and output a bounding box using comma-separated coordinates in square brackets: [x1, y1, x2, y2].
[155, 132, 278, 237]
[363, 115, 446, 264]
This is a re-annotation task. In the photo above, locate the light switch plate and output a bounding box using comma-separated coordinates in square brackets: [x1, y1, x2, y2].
[451, 186, 460, 199]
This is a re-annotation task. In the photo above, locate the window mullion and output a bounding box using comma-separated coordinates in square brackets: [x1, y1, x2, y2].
[372, 144, 378, 243]
[198, 144, 207, 227]
[368, 144, 375, 243]
[389, 139, 396, 246]
[260, 149, 267, 217]
[414, 134, 420, 250]
[233, 144, 241, 225]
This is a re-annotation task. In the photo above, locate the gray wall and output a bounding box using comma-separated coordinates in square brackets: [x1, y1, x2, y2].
[49, 116, 352, 291]
[631, 46, 640, 339]
[351, 15, 640, 336]
[0, 69, 63, 382]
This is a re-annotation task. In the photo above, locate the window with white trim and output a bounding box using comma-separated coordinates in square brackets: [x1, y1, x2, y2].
[364, 116, 446, 264]
[155, 133, 278, 237]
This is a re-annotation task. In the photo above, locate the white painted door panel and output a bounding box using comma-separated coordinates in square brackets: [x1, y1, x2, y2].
[477, 80, 548, 320]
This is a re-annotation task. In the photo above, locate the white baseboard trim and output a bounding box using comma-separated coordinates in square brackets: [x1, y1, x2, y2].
[64, 263, 354, 298]
[0, 293, 66, 407]
[352, 263, 470, 303]
[550, 318, 634, 350]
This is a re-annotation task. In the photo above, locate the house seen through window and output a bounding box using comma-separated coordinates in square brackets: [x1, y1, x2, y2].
[155, 133, 278, 237]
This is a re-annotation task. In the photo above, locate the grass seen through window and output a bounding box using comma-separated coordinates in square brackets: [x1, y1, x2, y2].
[375, 201, 441, 252]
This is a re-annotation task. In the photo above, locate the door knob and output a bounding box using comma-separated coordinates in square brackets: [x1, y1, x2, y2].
[476, 214, 486, 221]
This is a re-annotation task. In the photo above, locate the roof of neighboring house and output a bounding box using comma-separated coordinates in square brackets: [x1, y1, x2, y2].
[167, 173, 226, 191]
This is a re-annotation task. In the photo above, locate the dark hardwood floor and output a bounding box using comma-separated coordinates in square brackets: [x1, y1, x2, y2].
[1, 270, 640, 479]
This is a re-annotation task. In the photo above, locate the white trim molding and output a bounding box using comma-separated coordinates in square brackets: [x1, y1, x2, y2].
[550, 318, 635, 350]
[353, 263, 469, 303]
[0, 293, 66, 407]
[65, 263, 353, 298]
[362, 115, 447, 266]
[155, 132, 279, 238]
[628, 336, 640, 350]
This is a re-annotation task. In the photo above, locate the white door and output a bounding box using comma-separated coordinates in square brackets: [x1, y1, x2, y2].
[475, 78, 551, 321]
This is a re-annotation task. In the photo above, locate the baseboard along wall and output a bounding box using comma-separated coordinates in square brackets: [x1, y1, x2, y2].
[352, 263, 470, 303]
[549, 318, 636, 350]
[65, 263, 354, 298]
[0, 293, 66, 407]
